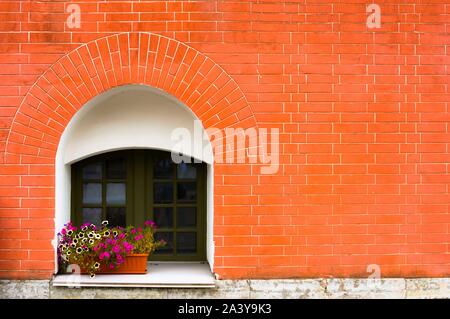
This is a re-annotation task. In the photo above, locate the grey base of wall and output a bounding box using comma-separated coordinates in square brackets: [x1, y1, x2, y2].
[1, 278, 449, 299]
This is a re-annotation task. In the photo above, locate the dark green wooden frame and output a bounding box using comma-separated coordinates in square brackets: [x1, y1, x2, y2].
[71, 149, 207, 262]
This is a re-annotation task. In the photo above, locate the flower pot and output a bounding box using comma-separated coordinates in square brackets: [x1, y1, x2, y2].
[80, 253, 149, 274]
[100, 253, 149, 274]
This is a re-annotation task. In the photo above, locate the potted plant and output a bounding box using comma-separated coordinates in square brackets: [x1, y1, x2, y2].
[57, 220, 165, 277]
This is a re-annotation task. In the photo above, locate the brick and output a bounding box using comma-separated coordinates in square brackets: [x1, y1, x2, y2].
[0, 2, 448, 281]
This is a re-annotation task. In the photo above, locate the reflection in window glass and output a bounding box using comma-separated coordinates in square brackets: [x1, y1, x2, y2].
[106, 183, 126, 205]
[177, 162, 197, 179]
[154, 207, 173, 228]
[177, 207, 197, 227]
[154, 183, 173, 203]
[177, 232, 197, 254]
[154, 157, 173, 179]
[154, 232, 173, 254]
[177, 182, 196, 202]
[83, 183, 102, 205]
[82, 208, 102, 226]
[82, 163, 102, 179]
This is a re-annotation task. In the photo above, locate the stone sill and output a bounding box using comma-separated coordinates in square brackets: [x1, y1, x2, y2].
[2, 278, 450, 298]
[52, 262, 216, 288]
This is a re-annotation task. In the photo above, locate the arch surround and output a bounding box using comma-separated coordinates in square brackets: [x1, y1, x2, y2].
[5, 32, 257, 276]
[57, 84, 215, 270]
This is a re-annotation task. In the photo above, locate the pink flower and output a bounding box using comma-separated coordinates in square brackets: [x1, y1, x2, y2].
[112, 245, 120, 253]
[144, 220, 156, 227]
[131, 229, 136, 234]
[99, 252, 110, 260]
[61, 228, 67, 235]
[109, 264, 114, 269]
[123, 242, 134, 253]
[134, 234, 144, 241]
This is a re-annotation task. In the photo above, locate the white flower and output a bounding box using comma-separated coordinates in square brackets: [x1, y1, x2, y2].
[101, 220, 109, 226]
[70, 243, 76, 248]
[90, 274, 95, 278]
[88, 232, 94, 238]
[89, 239, 95, 245]
[103, 231, 110, 237]
[78, 232, 84, 238]
[81, 226, 88, 231]
[95, 234, 101, 240]
[94, 262, 100, 269]
[76, 247, 83, 254]
[72, 238, 78, 244]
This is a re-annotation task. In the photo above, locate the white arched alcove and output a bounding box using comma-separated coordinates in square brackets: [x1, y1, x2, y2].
[54, 85, 214, 272]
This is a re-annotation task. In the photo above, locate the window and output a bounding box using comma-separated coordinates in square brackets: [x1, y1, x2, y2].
[71, 150, 207, 261]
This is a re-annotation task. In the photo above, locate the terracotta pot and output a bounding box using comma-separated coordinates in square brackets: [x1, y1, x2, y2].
[81, 253, 149, 274]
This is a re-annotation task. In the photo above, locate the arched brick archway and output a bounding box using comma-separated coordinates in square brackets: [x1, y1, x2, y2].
[4, 32, 257, 278]
[5, 32, 256, 163]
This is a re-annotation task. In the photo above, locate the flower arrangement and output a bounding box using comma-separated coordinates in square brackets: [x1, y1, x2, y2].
[57, 220, 165, 276]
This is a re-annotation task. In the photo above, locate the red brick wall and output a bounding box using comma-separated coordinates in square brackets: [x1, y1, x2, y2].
[0, 0, 449, 279]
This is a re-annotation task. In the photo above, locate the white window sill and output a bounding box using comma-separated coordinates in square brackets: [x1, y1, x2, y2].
[52, 262, 216, 288]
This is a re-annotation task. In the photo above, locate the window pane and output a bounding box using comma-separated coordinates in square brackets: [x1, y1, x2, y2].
[154, 157, 174, 179]
[106, 207, 126, 228]
[106, 158, 126, 179]
[82, 208, 102, 226]
[106, 183, 126, 205]
[154, 183, 173, 203]
[177, 207, 196, 228]
[83, 183, 102, 205]
[177, 182, 196, 202]
[154, 207, 173, 228]
[82, 163, 102, 179]
[177, 232, 197, 254]
[177, 162, 197, 179]
[154, 232, 173, 254]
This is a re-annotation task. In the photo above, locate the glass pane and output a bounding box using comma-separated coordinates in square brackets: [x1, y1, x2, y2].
[106, 183, 126, 205]
[82, 208, 102, 226]
[82, 163, 102, 179]
[154, 157, 174, 179]
[177, 232, 197, 254]
[82, 183, 102, 205]
[106, 158, 126, 179]
[154, 183, 173, 203]
[154, 232, 173, 254]
[106, 207, 126, 228]
[177, 207, 197, 228]
[154, 207, 173, 228]
[177, 182, 196, 202]
[177, 162, 197, 179]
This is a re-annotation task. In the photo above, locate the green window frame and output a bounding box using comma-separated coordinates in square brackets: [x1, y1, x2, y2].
[71, 149, 207, 262]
